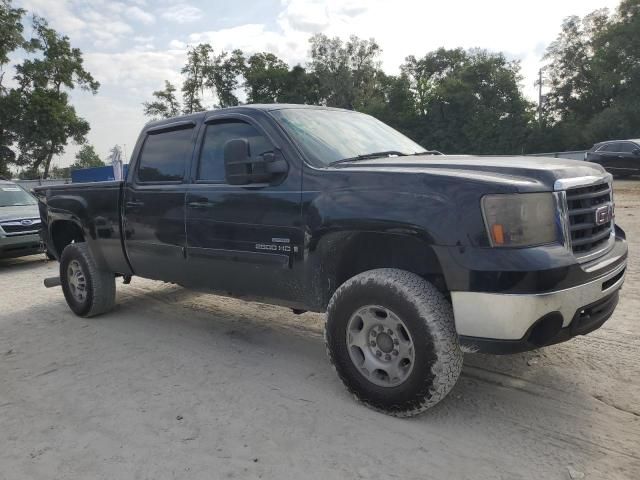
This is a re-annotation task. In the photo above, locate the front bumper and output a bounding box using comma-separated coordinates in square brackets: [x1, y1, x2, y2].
[0, 233, 42, 259]
[449, 233, 627, 354]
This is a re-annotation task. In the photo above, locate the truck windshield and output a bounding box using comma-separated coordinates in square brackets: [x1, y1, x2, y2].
[0, 185, 37, 207]
[270, 108, 427, 166]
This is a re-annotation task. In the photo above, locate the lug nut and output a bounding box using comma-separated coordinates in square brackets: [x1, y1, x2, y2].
[376, 350, 382, 357]
[370, 341, 376, 347]
[385, 354, 391, 360]
[387, 329, 393, 336]
[392, 350, 398, 356]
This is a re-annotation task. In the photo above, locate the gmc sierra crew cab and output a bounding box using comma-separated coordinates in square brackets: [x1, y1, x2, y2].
[34, 104, 628, 417]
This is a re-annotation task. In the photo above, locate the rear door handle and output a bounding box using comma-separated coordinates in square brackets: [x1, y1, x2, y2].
[187, 201, 213, 209]
[126, 201, 144, 208]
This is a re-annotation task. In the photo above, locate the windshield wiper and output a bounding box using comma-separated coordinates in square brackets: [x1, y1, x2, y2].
[329, 151, 409, 166]
[409, 150, 443, 156]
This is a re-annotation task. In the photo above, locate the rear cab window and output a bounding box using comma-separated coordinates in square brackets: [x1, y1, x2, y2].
[136, 125, 195, 183]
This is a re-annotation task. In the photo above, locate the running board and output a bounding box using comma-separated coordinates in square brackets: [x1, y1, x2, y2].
[44, 276, 61, 288]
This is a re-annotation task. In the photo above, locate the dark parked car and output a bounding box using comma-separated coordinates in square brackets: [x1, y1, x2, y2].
[585, 139, 640, 177]
[34, 104, 627, 416]
[0, 179, 43, 259]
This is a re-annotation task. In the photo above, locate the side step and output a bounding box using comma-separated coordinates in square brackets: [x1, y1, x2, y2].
[44, 276, 61, 288]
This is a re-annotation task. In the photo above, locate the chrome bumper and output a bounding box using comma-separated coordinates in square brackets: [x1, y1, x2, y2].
[451, 260, 627, 340]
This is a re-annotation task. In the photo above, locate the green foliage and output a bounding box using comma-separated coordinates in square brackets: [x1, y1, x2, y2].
[542, 0, 640, 149]
[0, 0, 25, 176]
[0, 0, 25, 78]
[70, 144, 104, 170]
[308, 34, 381, 109]
[142, 3, 640, 155]
[143, 80, 181, 120]
[208, 49, 245, 108]
[0, 4, 98, 178]
[397, 49, 534, 154]
[244, 52, 290, 103]
[180, 43, 212, 114]
[49, 164, 70, 179]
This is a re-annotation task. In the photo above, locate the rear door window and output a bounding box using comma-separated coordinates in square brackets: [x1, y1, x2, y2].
[197, 121, 273, 182]
[137, 126, 194, 182]
[619, 142, 637, 153]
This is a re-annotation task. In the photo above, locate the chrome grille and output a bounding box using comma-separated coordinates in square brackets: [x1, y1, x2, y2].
[0, 218, 41, 236]
[565, 182, 613, 258]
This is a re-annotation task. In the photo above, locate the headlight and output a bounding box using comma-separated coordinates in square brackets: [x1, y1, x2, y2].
[482, 193, 557, 247]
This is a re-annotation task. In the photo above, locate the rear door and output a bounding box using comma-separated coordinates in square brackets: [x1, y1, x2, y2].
[184, 114, 303, 304]
[123, 121, 198, 283]
[617, 142, 640, 172]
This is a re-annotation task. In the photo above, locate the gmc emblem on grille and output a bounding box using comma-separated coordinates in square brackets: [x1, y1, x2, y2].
[594, 205, 612, 225]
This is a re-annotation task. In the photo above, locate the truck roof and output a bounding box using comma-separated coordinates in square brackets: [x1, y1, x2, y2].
[144, 103, 352, 129]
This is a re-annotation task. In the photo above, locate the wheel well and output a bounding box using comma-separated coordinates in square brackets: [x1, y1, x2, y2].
[331, 232, 447, 300]
[50, 221, 85, 257]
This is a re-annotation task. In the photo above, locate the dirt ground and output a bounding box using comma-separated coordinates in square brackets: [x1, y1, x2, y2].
[1, 181, 639, 480]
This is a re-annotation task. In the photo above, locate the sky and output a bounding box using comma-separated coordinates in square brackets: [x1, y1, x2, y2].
[13, 0, 623, 168]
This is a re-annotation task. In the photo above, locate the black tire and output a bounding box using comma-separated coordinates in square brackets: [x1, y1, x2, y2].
[60, 243, 116, 317]
[325, 269, 463, 417]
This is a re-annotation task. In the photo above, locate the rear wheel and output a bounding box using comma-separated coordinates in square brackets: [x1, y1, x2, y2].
[60, 243, 116, 317]
[325, 268, 463, 417]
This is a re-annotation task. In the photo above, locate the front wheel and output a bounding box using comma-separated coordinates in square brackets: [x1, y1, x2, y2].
[325, 269, 463, 417]
[60, 243, 116, 317]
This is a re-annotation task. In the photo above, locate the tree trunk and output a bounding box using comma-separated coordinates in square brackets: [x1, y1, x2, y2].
[43, 148, 55, 179]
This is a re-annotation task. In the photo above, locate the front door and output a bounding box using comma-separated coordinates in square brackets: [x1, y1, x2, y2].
[123, 122, 197, 283]
[184, 117, 303, 304]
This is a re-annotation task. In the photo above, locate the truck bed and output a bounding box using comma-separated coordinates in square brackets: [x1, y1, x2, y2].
[33, 181, 132, 275]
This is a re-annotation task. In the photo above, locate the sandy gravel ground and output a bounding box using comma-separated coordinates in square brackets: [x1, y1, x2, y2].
[1, 181, 639, 480]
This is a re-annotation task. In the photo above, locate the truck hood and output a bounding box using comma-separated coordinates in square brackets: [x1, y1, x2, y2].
[0, 204, 40, 222]
[333, 155, 607, 191]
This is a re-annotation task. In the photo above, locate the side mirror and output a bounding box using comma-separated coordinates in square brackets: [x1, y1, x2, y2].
[224, 138, 288, 185]
[633, 148, 640, 156]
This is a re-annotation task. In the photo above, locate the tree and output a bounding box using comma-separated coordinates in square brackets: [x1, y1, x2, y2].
[400, 49, 534, 154]
[279, 65, 320, 104]
[70, 144, 104, 170]
[143, 80, 181, 119]
[0, 0, 26, 89]
[207, 49, 245, 108]
[244, 52, 289, 103]
[181, 43, 212, 114]
[0, 0, 27, 176]
[308, 34, 382, 109]
[11, 16, 98, 178]
[542, 1, 640, 149]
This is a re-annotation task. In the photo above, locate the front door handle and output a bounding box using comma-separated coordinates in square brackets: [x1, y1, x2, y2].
[126, 200, 144, 208]
[187, 201, 213, 209]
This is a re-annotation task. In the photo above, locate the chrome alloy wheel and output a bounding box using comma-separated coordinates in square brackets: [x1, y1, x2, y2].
[67, 259, 87, 303]
[346, 305, 415, 387]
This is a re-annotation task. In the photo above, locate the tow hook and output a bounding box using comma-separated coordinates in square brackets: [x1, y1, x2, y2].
[43, 276, 61, 288]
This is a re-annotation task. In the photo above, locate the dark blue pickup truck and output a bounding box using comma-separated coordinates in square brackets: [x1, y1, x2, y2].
[34, 104, 627, 416]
